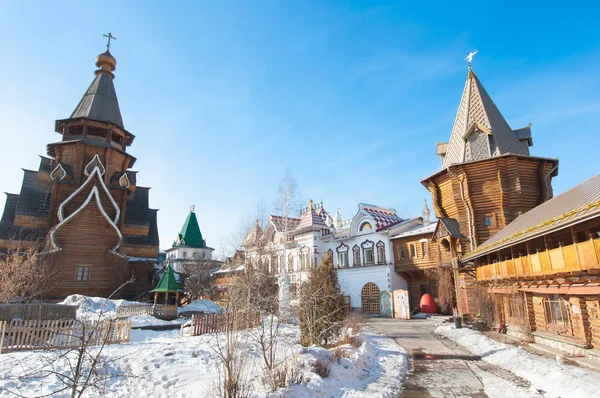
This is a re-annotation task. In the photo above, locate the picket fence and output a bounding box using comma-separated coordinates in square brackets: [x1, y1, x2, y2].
[0, 318, 132, 354]
[116, 304, 178, 320]
[181, 311, 260, 337]
[0, 303, 77, 322]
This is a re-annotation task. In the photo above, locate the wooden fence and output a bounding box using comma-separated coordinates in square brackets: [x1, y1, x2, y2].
[116, 304, 178, 320]
[0, 319, 132, 354]
[0, 304, 77, 322]
[181, 311, 260, 337]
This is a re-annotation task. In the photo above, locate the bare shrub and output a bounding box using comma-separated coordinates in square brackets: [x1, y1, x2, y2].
[473, 284, 497, 330]
[313, 357, 332, 378]
[342, 311, 367, 335]
[0, 243, 57, 303]
[425, 265, 455, 314]
[332, 346, 351, 360]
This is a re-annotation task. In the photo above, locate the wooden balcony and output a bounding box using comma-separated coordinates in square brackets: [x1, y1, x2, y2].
[476, 238, 600, 281]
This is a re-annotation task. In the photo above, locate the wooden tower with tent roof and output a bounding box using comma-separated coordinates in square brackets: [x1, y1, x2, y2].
[0, 35, 160, 298]
[421, 59, 559, 314]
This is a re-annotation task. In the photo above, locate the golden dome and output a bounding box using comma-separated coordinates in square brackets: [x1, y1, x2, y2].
[95, 50, 116, 77]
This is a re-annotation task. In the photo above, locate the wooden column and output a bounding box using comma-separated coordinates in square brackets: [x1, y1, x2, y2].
[175, 292, 180, 307]
[154, 292, 158, 304]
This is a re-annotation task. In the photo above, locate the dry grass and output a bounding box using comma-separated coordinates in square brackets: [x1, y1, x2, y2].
[342, 311, 368, 334]
[332, 346, 351, 360]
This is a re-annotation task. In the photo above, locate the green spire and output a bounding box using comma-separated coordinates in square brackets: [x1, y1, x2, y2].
[150, 264, 183, 293]
[175, 206, 206, 248]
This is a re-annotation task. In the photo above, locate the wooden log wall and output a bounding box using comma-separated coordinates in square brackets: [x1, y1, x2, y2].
[585, 297, 600, 348]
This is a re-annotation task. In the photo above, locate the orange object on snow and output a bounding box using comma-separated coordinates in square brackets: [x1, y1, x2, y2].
[419, 294, 438, 314]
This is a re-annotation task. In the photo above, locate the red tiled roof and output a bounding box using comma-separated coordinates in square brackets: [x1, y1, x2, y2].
[362, 205, 403, 231]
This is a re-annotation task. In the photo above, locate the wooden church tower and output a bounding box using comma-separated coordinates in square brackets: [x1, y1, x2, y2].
[422, 66, 559, 253]
[420, 65, 559, 313]
[0, 39, 159, 298]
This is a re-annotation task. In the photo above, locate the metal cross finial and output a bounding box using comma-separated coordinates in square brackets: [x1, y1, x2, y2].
[103, 32, 116, 50]
[465, 49, 478, 66]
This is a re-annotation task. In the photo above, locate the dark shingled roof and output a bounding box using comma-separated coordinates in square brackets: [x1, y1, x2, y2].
[123, 208, 159, 247]
[15, 170, 52, 219]
[1, 193, 19, 224]
[70, 72, 124, 129]
[124, 187, 149, 225]
[38, 156, 52, 175]
[438, 218, 464, 238]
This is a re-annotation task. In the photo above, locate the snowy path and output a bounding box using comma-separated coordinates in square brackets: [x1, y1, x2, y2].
[369, 317, 542, 398]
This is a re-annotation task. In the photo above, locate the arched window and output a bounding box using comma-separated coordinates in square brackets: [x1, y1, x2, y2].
[300, 246, 310, 270]
[353, 245, 361, 266]
[376, 241, 386, 264]
[360, 222, 373, 231]
[336, 243, 349, 267]
[325, 249, 334, 266]
[361, 240, 374, 265]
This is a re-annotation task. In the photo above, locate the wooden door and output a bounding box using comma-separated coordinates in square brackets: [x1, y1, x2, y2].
[361, 283, 380, 313]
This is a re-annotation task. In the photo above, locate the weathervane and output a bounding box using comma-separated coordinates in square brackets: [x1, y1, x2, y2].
[465, 49, 478, 67]
[190, 205, 195, 212]
[103, 32, 116, 50]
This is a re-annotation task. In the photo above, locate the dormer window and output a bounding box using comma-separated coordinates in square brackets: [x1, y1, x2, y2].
[360, 222, 373, 231]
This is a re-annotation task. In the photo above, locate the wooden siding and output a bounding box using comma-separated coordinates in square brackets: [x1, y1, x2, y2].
[424, 156, 557, 249]
[392, 235, 439, 272]
[476, 237, 600, 281]
[50, 195, 128, 297]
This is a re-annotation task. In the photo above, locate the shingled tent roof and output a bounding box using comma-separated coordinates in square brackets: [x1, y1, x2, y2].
[150, 264, 183, 293]
[174, 208, 205, 248]
[70, 50, 124, 129]
[440, 68, 530, 168]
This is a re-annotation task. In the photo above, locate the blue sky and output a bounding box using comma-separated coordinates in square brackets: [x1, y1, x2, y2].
[1, 1, 599, 255]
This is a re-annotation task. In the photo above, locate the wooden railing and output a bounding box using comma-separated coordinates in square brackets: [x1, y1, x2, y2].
[0, 319, 131, 353]
[476, 238, 600, 281]
[117, 304, 178, 320]
[180, 311, 260, 337]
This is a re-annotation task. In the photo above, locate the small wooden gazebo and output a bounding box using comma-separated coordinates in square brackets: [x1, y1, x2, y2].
[150, 264, 184, 305]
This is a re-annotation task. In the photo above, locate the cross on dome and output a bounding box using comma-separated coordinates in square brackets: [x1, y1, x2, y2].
[103, 32, 116, 50]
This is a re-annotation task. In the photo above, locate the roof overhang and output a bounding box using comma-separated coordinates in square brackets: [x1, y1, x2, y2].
[420, 154, 559, 185]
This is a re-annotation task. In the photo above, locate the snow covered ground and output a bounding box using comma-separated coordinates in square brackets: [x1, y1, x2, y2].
[0, 319, 408, 397]
[435, 323, 600, 398]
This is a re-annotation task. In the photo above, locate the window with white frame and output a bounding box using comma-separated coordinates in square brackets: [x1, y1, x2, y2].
[76, 266, 90, 282]
[353, 245, 361, 266]
[362, 240, 375, 265]
[420, 240, 428, 257]
[376, 241, 386, 264]
[410, 243, 416, 258]
[336, 242, 349, 267]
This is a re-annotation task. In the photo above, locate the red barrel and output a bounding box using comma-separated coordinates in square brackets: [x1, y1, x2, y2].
[419, 294, 438, 314]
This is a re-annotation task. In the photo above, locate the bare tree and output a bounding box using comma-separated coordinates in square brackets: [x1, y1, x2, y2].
[0, 241, 58, 303]
[273, 170, 302, 275]
[208, 298, 253, 398]
[181, 260, 218, 301]
[222, 200, 269, 257]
